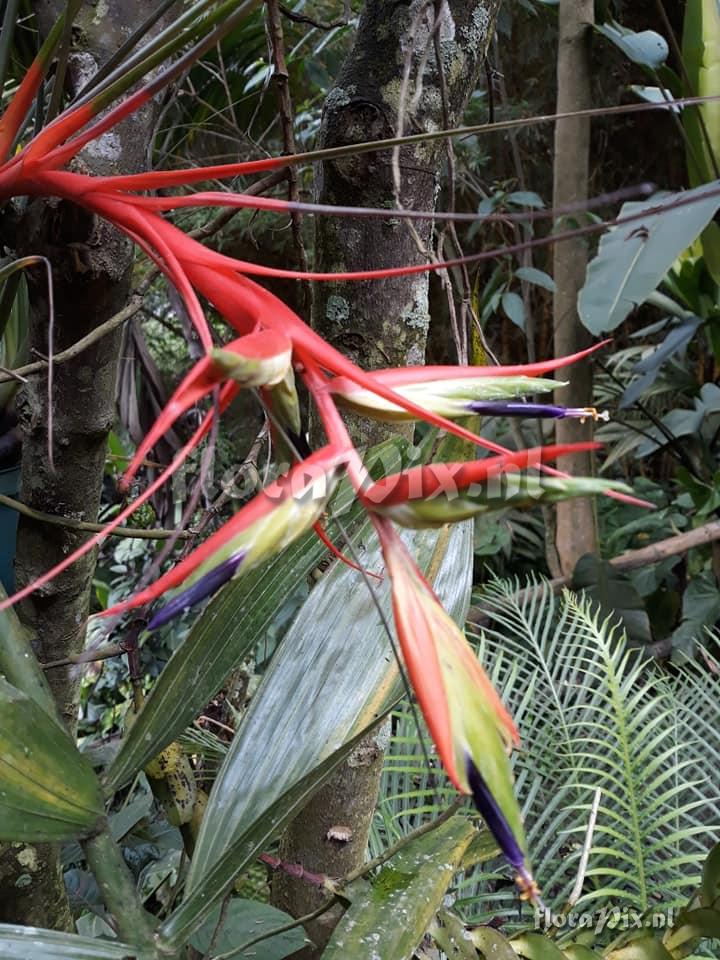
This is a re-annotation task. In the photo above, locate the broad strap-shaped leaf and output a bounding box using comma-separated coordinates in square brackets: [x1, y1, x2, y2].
[105, 438, 406, 793]
[0, 925, 152, 960]
[663, 907, 720, 952]
[578, 183, 720, 334]
[189, 899, 306, 958]
[159, 522, 472, 947]
[510, 933, 569, 959]
[0, 679, 104, 840]
[0, 584, 58, 721]
[605, 939, 673, 959]
[322, 815, 476, 960]
[185, 519, 471, 890]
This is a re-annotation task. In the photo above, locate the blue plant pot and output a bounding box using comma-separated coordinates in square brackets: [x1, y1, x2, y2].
[0, 464, 20, 594]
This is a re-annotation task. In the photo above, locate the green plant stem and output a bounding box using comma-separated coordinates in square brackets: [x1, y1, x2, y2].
[82, 826, 159, 954]
[0, 493, 192, 540]
[343, 797, 465, 886]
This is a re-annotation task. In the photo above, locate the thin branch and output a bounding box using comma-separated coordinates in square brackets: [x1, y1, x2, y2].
[41, 643, 124, 671]
[0, 296, 142, 384]
[0, 492, 193, 540]
[212, 897, 335, 960]
[277, 1, 351, 31]
[469, 519, 720, 626]
[343, 796, 465, 886]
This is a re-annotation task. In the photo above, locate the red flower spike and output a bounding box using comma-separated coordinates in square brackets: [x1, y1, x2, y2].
[99, 446, 348, 622]
[363, 443, 601, 507]
[0, 12, 69, 159]
[336, 341, 611, 387]
[121, 329, 292, 489]
[0, 382, 240, 614]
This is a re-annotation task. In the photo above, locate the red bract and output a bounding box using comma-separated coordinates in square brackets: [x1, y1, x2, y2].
[0, 35, 648, 899]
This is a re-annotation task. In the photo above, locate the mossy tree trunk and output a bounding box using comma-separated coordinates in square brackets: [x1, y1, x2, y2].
[0, 1, 170, 928]
[271, 2, 501, 954]
[552, 0, 597, 576]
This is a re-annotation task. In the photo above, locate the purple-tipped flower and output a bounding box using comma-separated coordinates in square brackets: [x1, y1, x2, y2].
[467, 402, 609, 421]
[465, 754, 540, 904]
[147, 551, 246, 630]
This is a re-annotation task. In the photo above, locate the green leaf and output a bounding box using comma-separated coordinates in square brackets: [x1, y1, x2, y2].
[0, 926, 151, 960]
[563, 946, 604, 959]
[159, 722, 381, 947]
[606, 938, 673, 959]
[469, 925, 520, 959]
[0, 583, 58, 722]
[511, 932, 568, 959]
[596, 21, 669, 68]
[189, 899, 306, 958]
[578, 183, 720, 334]
[430, 910, 489, 960]
[515, 266, 557, 292]
[502, 291, 526, 330]
[185, 519, 471, 887]
[701, 841, 720, 906]
[323, 815, 476, 960]
[105, 438, 406, 792]
[160, 521, 473, 947]
[663, 907, 720, 951]
[570, 554, 652, 645]
[0, 678, 104, 841]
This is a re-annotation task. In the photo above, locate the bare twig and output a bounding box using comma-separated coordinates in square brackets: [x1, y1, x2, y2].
[0, 493, 192, 541]
[0, 296, 143, 385]
[277, 1, 351, 31]
[469, 519, 720, 627]
[41, 643, 124, 671]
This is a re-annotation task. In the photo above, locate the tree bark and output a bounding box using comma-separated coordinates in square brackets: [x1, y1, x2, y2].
[271, 2, 500, 954]
[552, 0, 597, 576]
[0, 2, 170, 928]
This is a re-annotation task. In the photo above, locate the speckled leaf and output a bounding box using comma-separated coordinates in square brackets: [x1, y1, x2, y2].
[185, 519, 472, 892]
[323, 815, 476, 960]
[469, 925, 519, 960]
[0, 926, 152, 959]
[0, 679, 104, 841]
[605, 939, 673, 960]
[511, 933, 568, 959]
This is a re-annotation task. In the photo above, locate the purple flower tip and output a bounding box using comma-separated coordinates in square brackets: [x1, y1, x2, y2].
[467, 401, 608, 422]
[147, 550, 246, 631]
[465, 754, 526, 873]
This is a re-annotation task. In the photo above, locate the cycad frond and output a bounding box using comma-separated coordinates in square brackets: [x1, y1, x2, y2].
[428, 577, 720, 929]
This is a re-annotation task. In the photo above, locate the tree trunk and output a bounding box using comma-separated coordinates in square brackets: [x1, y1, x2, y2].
[271, 2, 500, 953]
[552, 0, 597, 576]
[0, 2, 170, 928]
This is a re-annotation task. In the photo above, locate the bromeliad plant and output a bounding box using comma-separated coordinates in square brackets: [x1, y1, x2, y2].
[0, 1, 651, 951]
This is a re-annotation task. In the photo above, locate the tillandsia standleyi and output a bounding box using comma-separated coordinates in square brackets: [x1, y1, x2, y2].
[0, 6, 645, 901]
